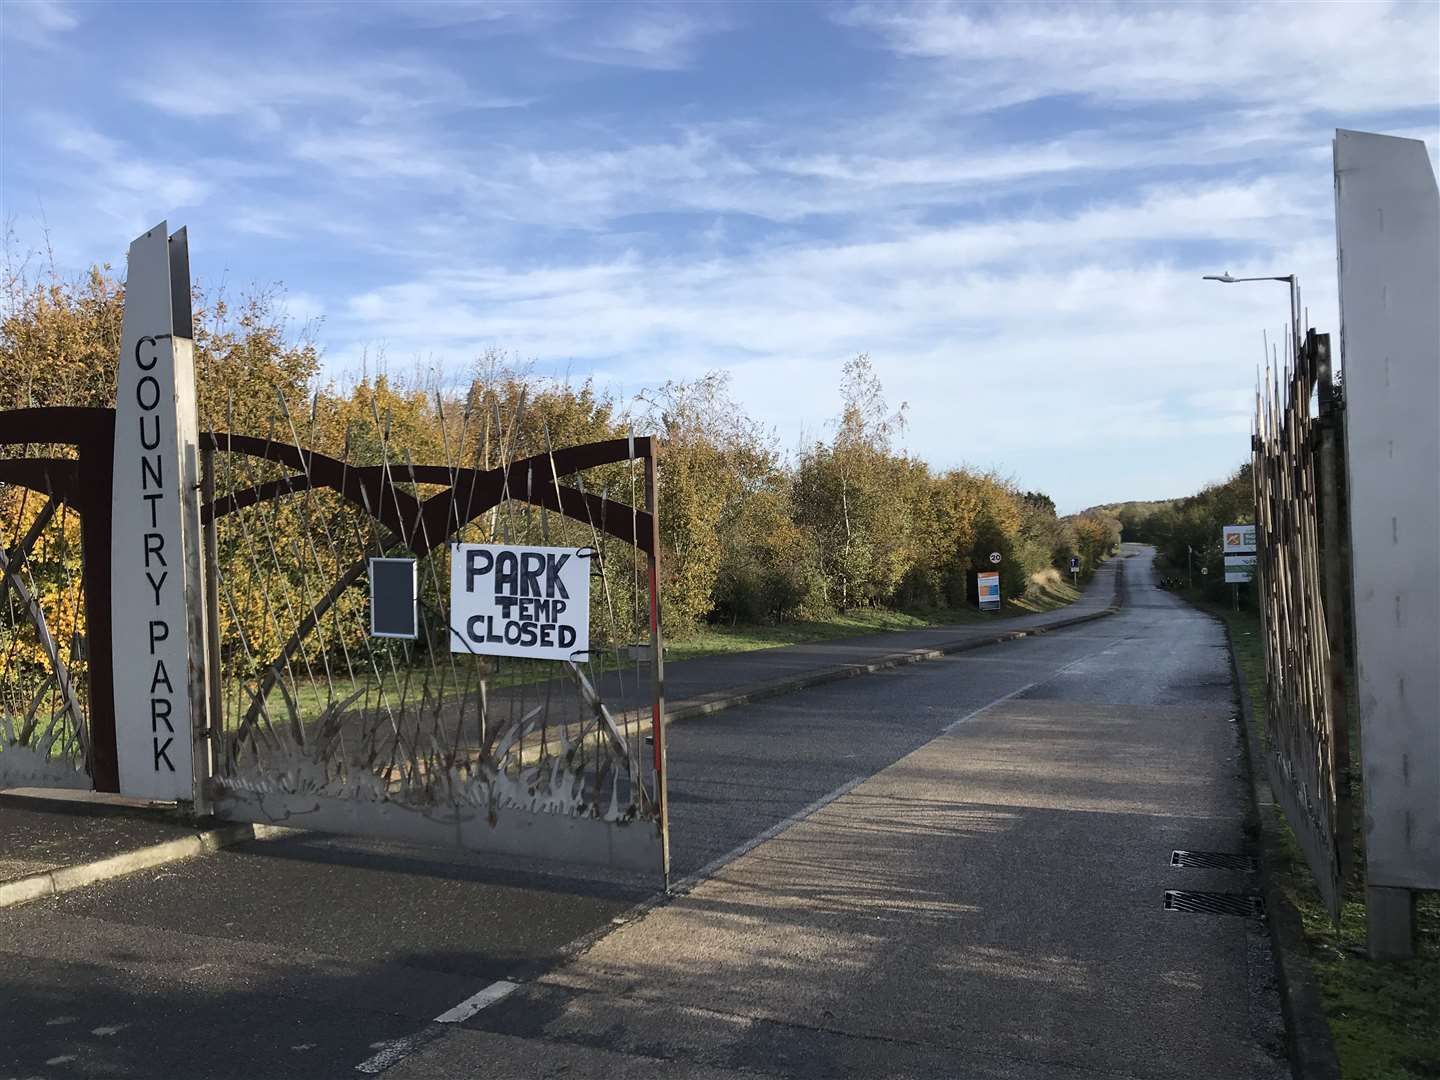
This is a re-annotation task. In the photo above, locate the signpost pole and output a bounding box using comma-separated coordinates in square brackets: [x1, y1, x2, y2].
[644, 439, 671, 889]
[198, 443, 223, 817]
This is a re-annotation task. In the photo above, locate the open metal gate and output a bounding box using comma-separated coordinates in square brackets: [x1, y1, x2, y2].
[200, 394, 671, 879]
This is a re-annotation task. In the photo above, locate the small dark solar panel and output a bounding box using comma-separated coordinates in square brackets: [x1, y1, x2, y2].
[370, 558, 418, 639]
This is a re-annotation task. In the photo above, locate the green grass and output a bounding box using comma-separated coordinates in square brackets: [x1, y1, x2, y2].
[266, 572, 1087, 724]
[1163, 565, 1440, 1080]
[665, 574, 1083, 662]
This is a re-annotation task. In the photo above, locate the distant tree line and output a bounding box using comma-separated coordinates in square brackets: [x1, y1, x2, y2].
[1, 262, 1123, 676]
[1112, 468, 1254, 605]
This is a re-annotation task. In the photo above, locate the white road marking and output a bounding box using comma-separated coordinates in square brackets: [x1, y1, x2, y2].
[942, 681, 1041, 732]
[355, 1032, 434, 1074]
[942, 640, 1127, 732]
[433, 980, 520, 1024]
[670, 774, 867, 896]
[44, 1016, 76, 1026]
[91, 1024, 125, 1036]
[45, 1056, 76, 1066]
[353, 980, 525, 1073]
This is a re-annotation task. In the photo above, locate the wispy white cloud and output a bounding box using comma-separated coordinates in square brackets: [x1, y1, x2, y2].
[838, 1, 1440, 114]
[321, 173, 1341, 490]
[0, 0, 78, 46]
[124, 55, 521, 130]
[350, 0, 565, 35]
[548, 3, 734, 70]
[50, 122, 210, 217]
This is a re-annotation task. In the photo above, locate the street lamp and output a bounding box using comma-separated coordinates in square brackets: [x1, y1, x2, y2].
[1204, 270, 1302, 613]
[1202, 271, 1300, 348]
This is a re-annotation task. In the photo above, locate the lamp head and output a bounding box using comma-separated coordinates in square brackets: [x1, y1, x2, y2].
[1202, 272, 1236, 283]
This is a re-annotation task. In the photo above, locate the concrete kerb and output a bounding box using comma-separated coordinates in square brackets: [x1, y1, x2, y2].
[1221, 620, 1342, 1080]
[0, 821, 282, 911]
[0, 787, 185, 822]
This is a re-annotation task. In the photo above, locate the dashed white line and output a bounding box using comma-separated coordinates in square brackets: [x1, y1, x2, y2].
[354, 979, 525, 1073]
[941, 639, 1130, 732]
[669, 774, 868, 896]
[355, 1032, 434, 1075]
[942, 680, 1042, 732]
[433, 980, 521, 1024]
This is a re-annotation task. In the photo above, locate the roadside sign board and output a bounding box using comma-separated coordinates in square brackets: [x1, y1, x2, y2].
[977, 571, 1001, 611]
[1069, 556, 1080, 572]
[1224, 554, 1257, 584]
[989, 551, 1002, 564]
[450, 544, 590, 661]
[1222, 525, 1256, 554]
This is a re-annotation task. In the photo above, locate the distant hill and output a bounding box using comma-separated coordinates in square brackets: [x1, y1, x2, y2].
[1074, 499, 1178, 543]
[1077, 498, 1176, 519]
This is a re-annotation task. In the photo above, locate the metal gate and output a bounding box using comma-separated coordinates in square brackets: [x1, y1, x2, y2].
[0, 408, 119, 792]
[199, 394, 671, 880]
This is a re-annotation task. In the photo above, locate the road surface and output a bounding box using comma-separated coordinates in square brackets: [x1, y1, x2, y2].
[0, 547, 1285, 1079]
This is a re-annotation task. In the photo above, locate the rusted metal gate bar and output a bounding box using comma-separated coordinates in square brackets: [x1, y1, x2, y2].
[0, 406, 119, 790]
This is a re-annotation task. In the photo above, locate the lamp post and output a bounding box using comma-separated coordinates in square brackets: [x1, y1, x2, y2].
[1203, 271, 1299, 615]
[1202, 271, 1300, 352]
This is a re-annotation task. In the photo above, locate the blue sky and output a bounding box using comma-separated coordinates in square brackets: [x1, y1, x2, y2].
[3, 1, 1437, 512]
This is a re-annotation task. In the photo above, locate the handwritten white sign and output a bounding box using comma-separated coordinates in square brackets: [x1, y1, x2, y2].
[450, 544, 590, 661]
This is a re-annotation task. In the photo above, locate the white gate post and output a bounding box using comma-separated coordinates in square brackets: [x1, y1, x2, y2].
[110, 223, 211, 808]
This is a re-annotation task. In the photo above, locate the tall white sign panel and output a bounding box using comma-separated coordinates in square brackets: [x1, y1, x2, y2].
[111, 224, 208, 800]
[1334, 130, 1440, 897]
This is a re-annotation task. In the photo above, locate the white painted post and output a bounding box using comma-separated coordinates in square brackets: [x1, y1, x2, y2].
[110, 223, 210, 804]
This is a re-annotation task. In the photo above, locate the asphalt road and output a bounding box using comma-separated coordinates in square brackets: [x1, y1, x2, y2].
[2, 549, 1278, 1080]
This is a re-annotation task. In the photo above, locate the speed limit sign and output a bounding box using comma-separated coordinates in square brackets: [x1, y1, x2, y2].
[989, 552, 1002, 564]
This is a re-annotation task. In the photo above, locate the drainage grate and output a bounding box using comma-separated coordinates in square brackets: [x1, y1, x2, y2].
[1171, 850, 1256, 872]
[1164, 890, 1264, 917]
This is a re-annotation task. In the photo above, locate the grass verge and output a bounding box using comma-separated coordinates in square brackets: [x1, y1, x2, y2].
[1171, 577, 1439, 1080]
[665, 572, 1083, 662]
[268, 570, 1088, 723]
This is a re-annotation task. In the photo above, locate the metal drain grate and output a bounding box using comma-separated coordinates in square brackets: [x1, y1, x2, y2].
[1164, 890, 1264, 917]
[1171, 850, 1256, 872]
